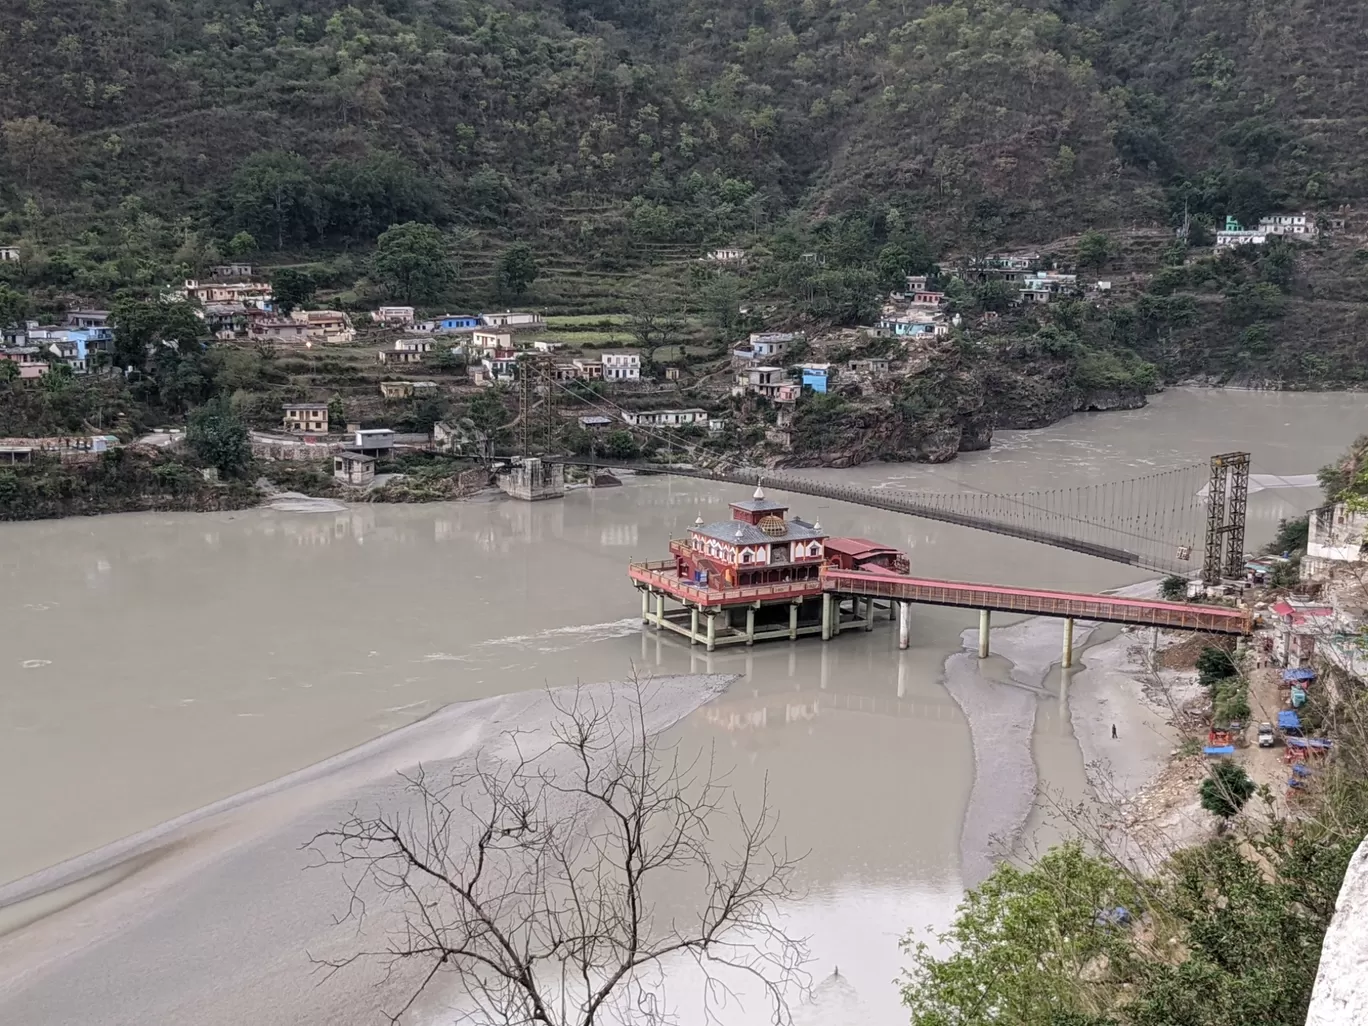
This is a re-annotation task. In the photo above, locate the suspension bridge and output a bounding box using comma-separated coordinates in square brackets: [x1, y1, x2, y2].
[513, 357, 1255, 581]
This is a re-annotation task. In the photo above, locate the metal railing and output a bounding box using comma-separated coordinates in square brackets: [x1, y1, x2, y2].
[822, 568, 1252, 634]
[629, 561, 824, 607]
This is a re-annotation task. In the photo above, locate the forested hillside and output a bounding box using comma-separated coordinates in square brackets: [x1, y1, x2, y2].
[1, 0, 1364, 251]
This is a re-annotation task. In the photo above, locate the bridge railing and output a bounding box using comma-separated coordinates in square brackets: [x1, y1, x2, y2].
[629, 561, 825, 607]
[823, 569, 1253, 634]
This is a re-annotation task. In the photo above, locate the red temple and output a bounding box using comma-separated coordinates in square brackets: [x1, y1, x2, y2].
[630, 485, 911, 649]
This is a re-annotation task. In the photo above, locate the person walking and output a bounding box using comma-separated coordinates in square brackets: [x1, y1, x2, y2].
[1111, 723, 1118, 740]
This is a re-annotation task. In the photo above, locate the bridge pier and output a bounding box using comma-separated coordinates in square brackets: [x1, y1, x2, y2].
[641, 588, 650, 624]
[978, 609, 991, 658]
[655, 592, 665, 630]
[863, 596, 875, 631]
[789, 602, 799, 641]
[820, 594, 833, 641]
[690, 606, 699, 645]
[706, 612, 716, 652]
[1061, 616, 1075, 669]
[898, 601, 911, 650]
[745, 605, 756, 646]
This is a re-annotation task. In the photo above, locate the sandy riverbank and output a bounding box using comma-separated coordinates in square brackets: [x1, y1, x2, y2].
[0, 674, 734, 1026]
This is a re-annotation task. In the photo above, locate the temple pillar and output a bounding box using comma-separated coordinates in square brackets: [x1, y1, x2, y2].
[821, 594, 832, 641]
[1062, 617, 1075, 669]
[706, 613, 716, 652]
[745, 606, 756, 646]
[898, 601, 911, 650]
[864, 595, 874, 631]
[690, 606, 699, 646]
[655, 592, 665, 630]
[789, 602, 799, 641]
[641, 588, 650, 624]
[978, 609, 991, 658]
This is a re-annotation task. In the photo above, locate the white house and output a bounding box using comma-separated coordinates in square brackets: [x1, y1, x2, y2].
[601, 349, 642, 381]
[0, 246, 20, 262]
[373, 306, 416, 325]
[1259, 213, 1317, 237]
[481, 310, 544, 330]
[1302, 503, 1368, 580]
[620, 408, 708, 428]
[707, 247, 746, 263]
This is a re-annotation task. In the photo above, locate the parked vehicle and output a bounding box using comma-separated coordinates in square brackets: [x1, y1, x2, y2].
[1258, 722, 1277, 748]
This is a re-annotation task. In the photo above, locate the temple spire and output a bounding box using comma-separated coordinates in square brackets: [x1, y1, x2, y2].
[753, 479, 765, 500]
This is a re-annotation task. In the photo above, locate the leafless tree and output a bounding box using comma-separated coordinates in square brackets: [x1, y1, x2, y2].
[308, 679, 808, 1025]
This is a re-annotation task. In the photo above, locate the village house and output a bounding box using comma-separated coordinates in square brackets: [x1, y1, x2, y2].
[251, 319, 310, 345]
[735, 366, 801, 402]
[415, 314, 480, 333]
[706, 247, 746, 264]
[353, 428, 395, 454]
[380, 381, 415, 399]
[1019, 272, 1078, 304]
[65, 309, 110, 332]
[178, 279, 273, 309]
[481, 310, 545, 330]
[211, 263, 253, 279]
[46, 339, 88, 375]
[620, 408, 709, 428]
[0, 246, 20, 262]
[333, 451, 376, 487]
[531, 339, 565, 353]
[0, 346, 48, 379]
[378, 338, 433, 365]
[732, 332, 796, 366]
[0, 446, 33, 464]
[472, 330, 513, 356]
[799, 364, 832, 393]
[876, 314, 948, 338]
[1260, 212, 1317, 237]
[281, 403, 329, 435]
[907, 290, 946, 308]
[847, 357, 891, 376]
[573, 356, 604, 380]
[601, 349, 642, 382]
[665, 366, 682, 381]
[372, 305, 416, 326]
[1302, 503, 1368, 580]
[578, 415, 614, 431]
[293, 309, 355, 343]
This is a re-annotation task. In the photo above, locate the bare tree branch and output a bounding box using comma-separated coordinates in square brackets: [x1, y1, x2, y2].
[307, 675, 809, 1025]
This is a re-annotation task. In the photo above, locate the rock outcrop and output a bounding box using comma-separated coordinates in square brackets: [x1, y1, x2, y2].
[1306, 835, 1368, 1026]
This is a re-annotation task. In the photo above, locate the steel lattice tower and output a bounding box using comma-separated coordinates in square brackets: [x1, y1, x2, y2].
[1203, 452, 1251, 584]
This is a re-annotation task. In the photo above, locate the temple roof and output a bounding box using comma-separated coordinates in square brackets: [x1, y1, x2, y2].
[692, 516, 824, 545]
[728, 498, 790, 513]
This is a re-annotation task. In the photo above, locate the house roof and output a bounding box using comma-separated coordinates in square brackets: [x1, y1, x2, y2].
[824, 537, 902, 561]
[338, 451, 376, 463]
[692, 517, 825, 545]
[729, 496, 789, 513]
[282, 402, 328, 410]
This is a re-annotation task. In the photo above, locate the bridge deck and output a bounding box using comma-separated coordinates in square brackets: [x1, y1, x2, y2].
[824, 569, 1253, 634]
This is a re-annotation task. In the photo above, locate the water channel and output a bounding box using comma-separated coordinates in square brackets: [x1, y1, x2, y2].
[0, 388, 1362, 1025]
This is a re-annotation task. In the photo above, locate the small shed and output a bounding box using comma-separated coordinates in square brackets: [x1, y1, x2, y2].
[334, 451, 376, 486]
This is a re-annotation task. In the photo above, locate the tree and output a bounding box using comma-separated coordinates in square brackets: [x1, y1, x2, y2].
[1159, 575, 1187, 601]
[604, 429, 642, 460]
[271, 268, 315, 316]
[229, 151, 319, 249]
[1199, 761, 1256, 820]
[111, 296, 205, 371]
[625, 285, 684, 358]
[328, 395, 345, 428]
[1196, 646, 1237, 688]
[310, 680, 805, 1025]
[0, 284, 31, 327]
[226, 232, 257, 258]
[372, 222, 453, 303]
[1077, 230, 1114, 271]
[496, 242, 539, 299]
[901, 842, 1139, 1026]
[186, 396, 252, 478]
[0, 359, 17, 385]
[2, 117, 68, 186]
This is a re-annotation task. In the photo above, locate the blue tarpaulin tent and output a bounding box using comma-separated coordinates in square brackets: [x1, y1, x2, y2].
[1283, 667, 1317, 683]
[1278, 710, 1302, 731]
[1204, 745, 1236, 757]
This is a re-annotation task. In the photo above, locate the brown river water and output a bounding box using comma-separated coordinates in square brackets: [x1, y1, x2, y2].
[0, 388, 1362, 1025]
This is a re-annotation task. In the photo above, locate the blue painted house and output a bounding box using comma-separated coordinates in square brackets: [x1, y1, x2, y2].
[799, 364, 831, 393]
[436, 314, 480, 331]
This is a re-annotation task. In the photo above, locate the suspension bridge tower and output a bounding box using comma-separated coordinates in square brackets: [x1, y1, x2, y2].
[1203, 452, 1251, 584]
[516, 353, 558, 457]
